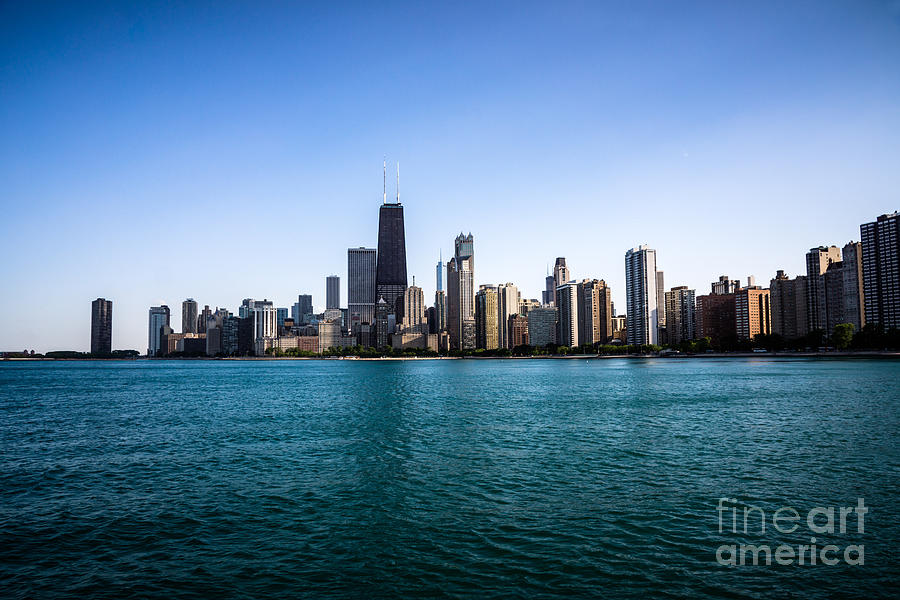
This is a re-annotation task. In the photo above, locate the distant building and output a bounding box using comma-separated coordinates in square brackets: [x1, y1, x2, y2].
[447, 234, 475, 350]
[696, 292, 736, 346]
[611, 315, 626, 342]
[528, 306, 558, 347]
[656, 271, 666, 333]
[147, 305, 170, 356]
[840, 241, 865, 333]
[91, 298, 112, 355]
[625, 245, 658, 345]
[198, 305, 212, 334]
[326, 275, 341, 310]
[518, 298, 540, 315]
[182, 299, 198, 334]
[555, 282, 579, 347]
[664, 286, 695, 345]
[543, 274, 555, 306]
[292, 294, 314, 325]
[497, 283, 519, 349]
[508, 313, 528, 348]
[348, 247, 376, 332]
[317, 320, 343, 354]
[806, 245, 842, 333]
[770, 271, 808, 340]
[711, 276, 740, 296]
[222, 315, 240, 355]
[475, 285, 499, 350]
[401, 285, 427, 335]
[860, 212, 899, 331]
[375, 297, 390, 348]
[578, 279, 612, 345]
[436, 252, 444, 292]
[735, 287, 771, 340]
[433, 290, 447, 333]
[375, 196, 408, 318]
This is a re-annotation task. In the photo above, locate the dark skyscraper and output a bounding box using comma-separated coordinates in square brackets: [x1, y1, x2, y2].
[861, 211, 899, 331]
[375, 163, 407, 314]
[91, 297, 112, 355]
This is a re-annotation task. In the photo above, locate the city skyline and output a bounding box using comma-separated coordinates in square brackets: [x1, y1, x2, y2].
[2, 3, 900, 352]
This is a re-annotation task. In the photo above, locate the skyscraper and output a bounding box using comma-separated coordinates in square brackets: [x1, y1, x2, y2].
[497, 282, 519, 349]
[348, 247, 376, 332]
[577, 279, 611, 345]
[436, 251, 443, 292]
[401, 285, 427, 335]
[528, 306, 558, 347]
[840, 241, 865, 333]
[182, 298, 198, 334]
[475, 285, 500, 350]
[735, 287, 771, 340]
[198, 305, 212, 334]
[326, 275, 341, 310]
[664, 287, 696, 345]
[434, 290, 446, 333]
[447, 233, 475, 350]
[91, 298, 112, 355]
[292, 294, 313, 325]
[555, 281, 579, 347]
[147, 305, 170, 356]
[543, 273, 555, 306]
[770, 271, 808, 340]
[544, 257, 569, 306]
[625, 245, 658, 345]
[806, 245, 842, 333]
[860, 212, 899, 332]
[656, 270, 666, 332]
[375, 166, 408, 316]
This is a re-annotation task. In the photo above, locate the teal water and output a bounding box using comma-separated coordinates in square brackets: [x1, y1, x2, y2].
[1, 358, 898, 598]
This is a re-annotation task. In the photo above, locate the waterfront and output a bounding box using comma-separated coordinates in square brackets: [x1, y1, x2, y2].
[1, 359, 898, 598]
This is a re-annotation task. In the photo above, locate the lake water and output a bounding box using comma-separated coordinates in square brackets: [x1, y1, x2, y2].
[1, 358, 898, 598]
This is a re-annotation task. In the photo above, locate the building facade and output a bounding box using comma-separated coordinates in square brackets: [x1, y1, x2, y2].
[474, 285, 499, 350]
[91, 298, 112, 355]
[497, 282, 519, 349]
[182, 298, 198, 334]
[664, 286, 695, 345]
[806, 245, 842, 333]
[326, 275, 341, 310]
[625, 245, 658, 345]
[770, 271, 808, 340]
[147, 305, 170, 356]
[528, 306, 558, 347]
[860, 212, 899, 332]
[555, 282, 579, 347]
[735, 287, 771, 340]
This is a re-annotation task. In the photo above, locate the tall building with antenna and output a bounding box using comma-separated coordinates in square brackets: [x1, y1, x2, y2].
[375, 160, 408, 324]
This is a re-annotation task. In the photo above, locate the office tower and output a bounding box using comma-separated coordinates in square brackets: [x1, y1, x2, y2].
[528, 306, 558, 347]
[221, 315, 239, 355]
[475, 285, 499, 350]
[664, 286, 696, 345]
[348, 247, 377, 332]
[326, 275, 341, 310]
[840, 241, 865, 332]
[711, 276, 739, 295]
[91, 297, 112, 355]
[518, 298, 540, 315]
[182, 299, 198, 334]
[317, 320, 343, 354]
[656, 271, 666, 332]
[436, 252, 443, 292]
[577, 279, 611, 345]
[242, 299, 276, 355]
[770, 271, 809, 340]
[625, 245, 659, 345]
[198, 305, 212, 334]
[374, 297, 390, 348]
[447, 233, 476, 350]
[806, 245, 842, 332]
[555, 282, 579, 347]
[735, 287, 771, 340]
[861, 212, 899, 331]
[426, 306, 437, 334]
[401, 285, 427, 334]
[292, 294, 313, 325]
[543, 273, 555, 305]
[276, 307, 289, 334]
[497, 283, 519, 349]
[434, 290, 446, 333]
[696, 293, 736, 346]
[375, 169, 408, 316]
[147, 305, 170, 356]
[508, 314, 528, 348]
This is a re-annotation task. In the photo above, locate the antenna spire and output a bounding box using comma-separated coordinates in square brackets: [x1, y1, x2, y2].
[396, 161, 400, 204]
[383, 157, 386, 204]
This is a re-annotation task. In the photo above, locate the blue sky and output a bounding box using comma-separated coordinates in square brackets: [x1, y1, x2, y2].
[2, 1, 899, 352]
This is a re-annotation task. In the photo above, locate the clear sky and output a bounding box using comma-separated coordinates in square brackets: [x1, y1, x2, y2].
[2, 1, 899, 352]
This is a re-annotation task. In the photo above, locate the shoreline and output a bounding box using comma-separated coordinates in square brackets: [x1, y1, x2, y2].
[3, 351, 899, 362]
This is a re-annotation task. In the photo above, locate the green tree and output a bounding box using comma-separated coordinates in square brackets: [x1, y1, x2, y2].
[832, 323, 854, 350]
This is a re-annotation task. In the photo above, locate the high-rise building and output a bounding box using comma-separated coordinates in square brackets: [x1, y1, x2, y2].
[348, 247, 377, 332]
[91, 298, 112, 355]
[770, 271, 808, 340]
[508, 314, 528, 348]
[577, 279, 612, 345]
[375, 180, 408, 315]
[447, 233, 475, 350]
[292, 294, 313, 325]
[555, 282, 579, 347]
[656, 271, 666, 332]
[434, 290, 446, 333]
[182, 299, 198, 334]
[475, 285, 499, 350]
[664, 287, 695, 345]
[198, 305, 212, 334]
[436, 252, 444, 292]
[860, 212, 899, 332]
[696, 293, 736, 346]
[528, 306, 558, 347]
[251, 300, 277, 356]
[374, 297, 390, 348]
[222, 315, 239, 356]
[325, 275, 341, 310]
[806, 245, 842, 333]
[840, 241, 865, 333]
[543, 273, 555, 306]
[711, 276, 740, 295]
[147, 305, 170, 356]
[735, 287, 771, 340]
[401, 285, 427, 335]
[497, 283, 519, 349]
[625, 245, 658, 346]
